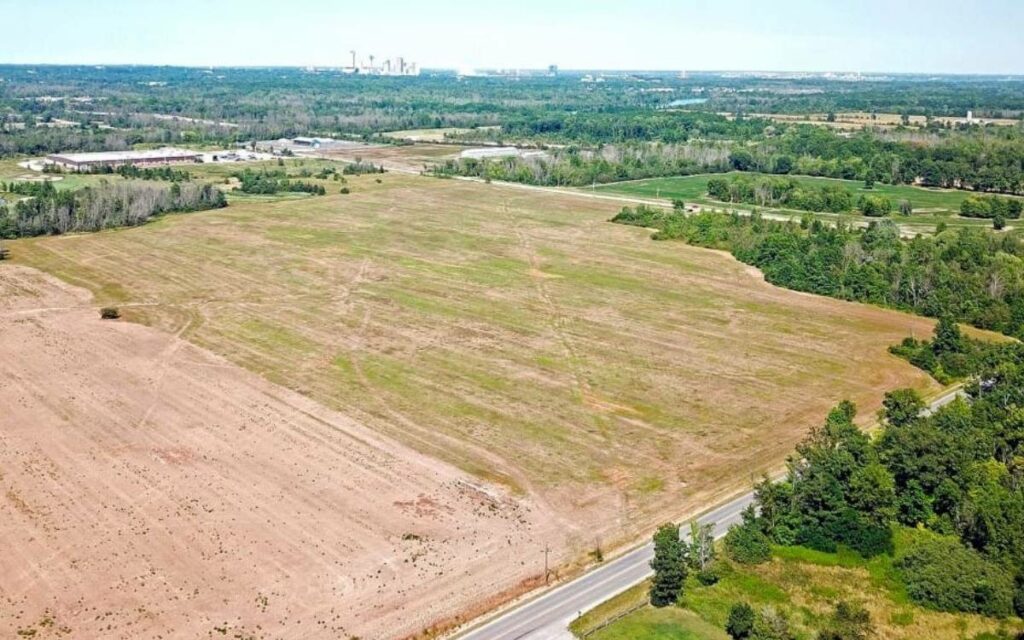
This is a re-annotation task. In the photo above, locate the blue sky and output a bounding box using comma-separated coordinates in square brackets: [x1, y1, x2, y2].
[1, 0, 1021, 73]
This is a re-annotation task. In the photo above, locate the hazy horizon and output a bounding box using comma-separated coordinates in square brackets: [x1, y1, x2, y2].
[1, 0, 1023, 75]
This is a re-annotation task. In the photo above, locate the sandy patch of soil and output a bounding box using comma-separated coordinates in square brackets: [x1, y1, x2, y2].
[0, 265, 557, 639]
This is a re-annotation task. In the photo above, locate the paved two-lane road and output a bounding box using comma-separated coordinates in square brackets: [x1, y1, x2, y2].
[456, 386, 963, 640]
[458, 493, 754, 639]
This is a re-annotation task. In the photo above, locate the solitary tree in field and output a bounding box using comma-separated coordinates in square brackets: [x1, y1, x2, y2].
[649, 523, 687, 607]
[686, 520, 716, 571]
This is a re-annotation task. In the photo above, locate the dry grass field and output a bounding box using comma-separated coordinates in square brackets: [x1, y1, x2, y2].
[5, 172, 941, 637]
[317, 142, 464, 172]
[380, 128, 472, 142]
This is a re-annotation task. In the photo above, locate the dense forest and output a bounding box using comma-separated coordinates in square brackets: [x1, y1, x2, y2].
[612, 205, 1024, 338]
[0, 180, 226, 237]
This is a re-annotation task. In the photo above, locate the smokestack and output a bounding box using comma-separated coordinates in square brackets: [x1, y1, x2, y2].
[350, 50, 356, 68]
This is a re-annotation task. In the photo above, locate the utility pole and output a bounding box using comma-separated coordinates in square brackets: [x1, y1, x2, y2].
[543, 543, 551, 585]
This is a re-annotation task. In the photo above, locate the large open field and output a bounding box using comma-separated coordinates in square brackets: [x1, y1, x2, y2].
[4, 172, 941, 637]
[0, 265, 557, 639]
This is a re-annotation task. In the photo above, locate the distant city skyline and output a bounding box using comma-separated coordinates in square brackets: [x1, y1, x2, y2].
[1, 0, 1023, 75]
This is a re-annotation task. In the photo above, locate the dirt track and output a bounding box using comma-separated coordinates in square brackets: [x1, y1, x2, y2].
[0, 265, 556, 639]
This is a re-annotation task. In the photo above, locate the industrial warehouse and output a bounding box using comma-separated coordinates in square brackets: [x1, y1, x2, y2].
[46, 147, 202, 171]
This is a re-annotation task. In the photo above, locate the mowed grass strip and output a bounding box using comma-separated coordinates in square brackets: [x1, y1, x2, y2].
[10, 173, 939, 535]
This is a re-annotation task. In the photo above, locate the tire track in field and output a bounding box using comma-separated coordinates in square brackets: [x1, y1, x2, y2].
[325, 255, 551, 503]
[505, 199, 594, 408]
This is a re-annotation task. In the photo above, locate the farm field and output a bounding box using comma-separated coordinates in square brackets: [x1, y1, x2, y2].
[572, 535, 1024, 640]
[0, 265, 557, 640]
[7, 172, 940, 637]
[590, 171, 1013, 227]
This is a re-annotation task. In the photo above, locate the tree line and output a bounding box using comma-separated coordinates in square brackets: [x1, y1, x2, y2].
[960, 194, 1024, 220]
[612, 205, 1024, 339]
[432, 143, 731, 186]
[0, 180, 226, 238]
[232, 169, 326, 196]
[706, 175, 858, 213]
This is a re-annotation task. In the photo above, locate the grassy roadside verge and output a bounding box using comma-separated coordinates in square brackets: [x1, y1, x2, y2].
[571, 532, 1023, 640]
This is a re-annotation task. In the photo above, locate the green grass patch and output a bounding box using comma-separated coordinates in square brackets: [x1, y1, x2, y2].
[590, 607, 728, 640]
[593, 171, 1016, 226]
[579, 537, 1022, 640]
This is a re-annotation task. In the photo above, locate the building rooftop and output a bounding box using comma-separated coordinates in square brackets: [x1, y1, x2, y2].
[48, 147, 201, 163]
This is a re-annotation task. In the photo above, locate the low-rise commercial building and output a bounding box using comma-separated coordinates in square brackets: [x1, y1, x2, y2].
[46, 147, 202, 171]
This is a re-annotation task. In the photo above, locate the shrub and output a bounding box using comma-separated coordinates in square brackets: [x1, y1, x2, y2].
[340, 187, 350, 194]
[696, 566, 720, 586]
[960, 195, 1023, 219]
[816, 601, 873, 640]
[752, 606, 794, 640]
[726, 602, 755, 639]
[857, 194, 892, 217]
[100, 307, 121, 320]
[896, 534, 1014, 617]
[725, 512, 772, 564]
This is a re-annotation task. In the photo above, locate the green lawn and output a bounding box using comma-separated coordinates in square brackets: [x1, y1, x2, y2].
[589, 608, 728, 640]
[591, 172, 1017, 229]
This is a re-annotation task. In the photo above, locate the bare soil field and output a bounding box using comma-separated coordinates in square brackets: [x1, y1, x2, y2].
[6, 173, 940, 637]
[0, 265, 557, 639]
